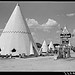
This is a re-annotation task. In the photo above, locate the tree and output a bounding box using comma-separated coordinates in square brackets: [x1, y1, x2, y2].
[36, 43, 42, 48]
[71, 46, 75, 52]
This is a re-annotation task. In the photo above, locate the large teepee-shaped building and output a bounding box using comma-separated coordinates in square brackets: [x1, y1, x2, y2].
[0, 4, 39, 56]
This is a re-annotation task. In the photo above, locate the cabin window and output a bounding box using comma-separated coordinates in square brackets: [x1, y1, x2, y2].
[11, 48, 16, 52]
[0, 48, 1, 51]
[62, 41, 65, 43]
[66, 41, 69, 43]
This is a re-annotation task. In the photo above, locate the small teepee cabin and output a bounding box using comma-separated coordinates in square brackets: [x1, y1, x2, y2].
[48, 41, 54, 51]
[41, 40, 48, 53]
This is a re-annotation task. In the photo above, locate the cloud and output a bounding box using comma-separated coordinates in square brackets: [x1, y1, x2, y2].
[26, 18, 58, 32]
[26, 18, 39, 27]
[56, 30, 60, 33]
[31, 32, 35, 36]
[72, 29, 75, 34]
[66, 13, 75, 17]
[31, 32, 39, 42]
[57, 24, 60, 28]
[40, 19, 57, 32]
[42, 19, 57, 27]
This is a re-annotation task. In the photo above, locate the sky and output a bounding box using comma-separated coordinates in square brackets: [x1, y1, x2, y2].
[0, 2, 75, 45]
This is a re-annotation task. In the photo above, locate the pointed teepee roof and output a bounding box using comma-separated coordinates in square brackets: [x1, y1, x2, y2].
[41, 40, 47, 52]
[0, 3, 38, 55]
[48, 41, 54, 51]
[62, 26, 69, 34]
[68, 41, 71, 46]
[30, 41, 34, 55]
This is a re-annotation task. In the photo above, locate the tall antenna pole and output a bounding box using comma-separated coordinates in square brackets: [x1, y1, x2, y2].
[16, 1, 20, 6]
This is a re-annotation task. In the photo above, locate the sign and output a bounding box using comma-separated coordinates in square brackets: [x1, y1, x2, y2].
[60, 33, 71, 38]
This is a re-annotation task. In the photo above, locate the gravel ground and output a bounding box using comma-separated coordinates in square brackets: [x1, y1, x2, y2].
[0, 50, 75, 71]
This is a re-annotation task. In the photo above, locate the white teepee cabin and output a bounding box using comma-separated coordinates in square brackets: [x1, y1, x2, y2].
[48, 41, 54, 51]
[41, 40, 48, 53]
[0, 3, 39, 56]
